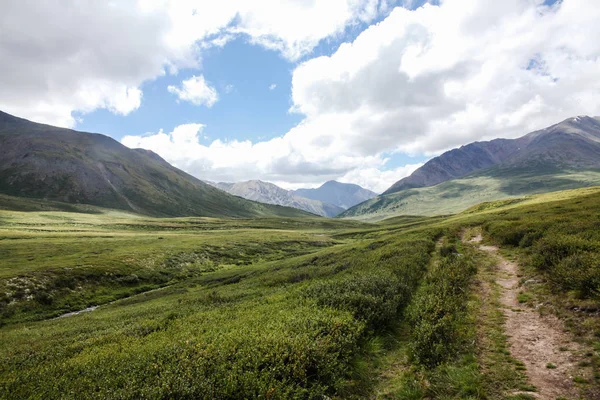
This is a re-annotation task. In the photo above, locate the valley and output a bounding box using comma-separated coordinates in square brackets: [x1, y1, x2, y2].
[2, 187, 600, 398]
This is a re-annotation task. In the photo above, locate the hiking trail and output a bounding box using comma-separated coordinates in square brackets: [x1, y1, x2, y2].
[469, 234, 582, 400]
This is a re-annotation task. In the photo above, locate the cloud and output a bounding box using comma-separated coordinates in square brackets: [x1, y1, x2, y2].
[121, 122, 391, 191]
[338, 163, 424, 193]
[0, 1, 175, 127]
[123, 0, 600, 192]
[168, 75, 218, 107]
[269, 83, 277, 91]
[0, 0, 389, 127]
[290, 0, 600, 155]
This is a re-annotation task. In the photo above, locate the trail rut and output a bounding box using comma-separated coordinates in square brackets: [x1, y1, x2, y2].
[470, 234, 582, 400]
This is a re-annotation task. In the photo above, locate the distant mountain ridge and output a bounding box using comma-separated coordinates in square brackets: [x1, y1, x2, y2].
[206, 180, 345, 217]
[0, 110, 311, 218]
[294, 180, 378, 209]
[341, 116, 600, 221]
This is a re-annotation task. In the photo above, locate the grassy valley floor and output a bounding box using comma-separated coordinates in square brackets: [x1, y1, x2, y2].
[2, 187, 600, 398]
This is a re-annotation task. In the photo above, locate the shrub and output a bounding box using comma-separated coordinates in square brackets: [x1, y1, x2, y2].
[485, 221, 530, 247]
[440, 243, 457, 257]
[551, 252, 600, 297]
[305, 272, 408, 330]
[531, 234, 596, 271]
[407, 255, 476, 367]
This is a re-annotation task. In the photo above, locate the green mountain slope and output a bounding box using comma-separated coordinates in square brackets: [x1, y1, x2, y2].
[340, 169, 600, 221]
[341, 116, 600, 221]
[0, 111, 311, 218]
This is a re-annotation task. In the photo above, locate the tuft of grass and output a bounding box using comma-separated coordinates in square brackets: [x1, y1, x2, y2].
[546, 362, 557, 369]
[517, 291, 533, 304]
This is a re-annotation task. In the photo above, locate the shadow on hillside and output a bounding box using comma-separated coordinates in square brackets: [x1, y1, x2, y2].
[492, 171, 600, 197]
[0, 194, 103, 214]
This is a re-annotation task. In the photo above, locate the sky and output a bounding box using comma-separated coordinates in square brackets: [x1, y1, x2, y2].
[1, 0, 598, 193]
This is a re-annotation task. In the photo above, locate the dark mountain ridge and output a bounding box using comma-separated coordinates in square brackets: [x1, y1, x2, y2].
[0, 110, 311, 218]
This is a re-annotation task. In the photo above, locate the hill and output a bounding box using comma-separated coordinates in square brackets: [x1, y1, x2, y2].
[294, 180, 378, 209]
[0, 110, 311, 218]
[342, 116, 600, 221]
[206, 180, 344, 217]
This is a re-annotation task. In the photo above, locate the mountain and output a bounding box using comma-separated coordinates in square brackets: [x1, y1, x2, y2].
[294, 180, 378, 209]
[0, 110, 312, 218]
[206, 180, 345, 217]
[341, 116, 600, 221]
[383, 139, 526, 194]
[385, 116, 600, 195]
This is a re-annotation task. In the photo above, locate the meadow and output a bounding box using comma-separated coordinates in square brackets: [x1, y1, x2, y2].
[1, 188, 600, 398]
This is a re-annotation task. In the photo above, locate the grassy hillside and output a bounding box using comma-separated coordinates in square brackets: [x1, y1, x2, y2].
[340, 168, 600, 221]
[0, 111, 312, 219]
[2, 187, 600, 398]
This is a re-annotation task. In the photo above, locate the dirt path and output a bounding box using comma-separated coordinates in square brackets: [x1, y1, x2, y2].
[469, 234, 581, 400]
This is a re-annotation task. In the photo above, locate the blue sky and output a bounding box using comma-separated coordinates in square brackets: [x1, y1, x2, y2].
[73, 3, 432, 182]
[1, 0, 596, 192]
[75, 37, 303, 144]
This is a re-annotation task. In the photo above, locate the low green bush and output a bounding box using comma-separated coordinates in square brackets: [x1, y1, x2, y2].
[552, 252, 600, 298]
[306, 271, 407, 330]
[407, 253, 477, 367]
[530, 234, 596, 271]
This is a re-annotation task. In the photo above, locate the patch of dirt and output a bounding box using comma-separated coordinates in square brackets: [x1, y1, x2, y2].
[476, 239, 583, 400]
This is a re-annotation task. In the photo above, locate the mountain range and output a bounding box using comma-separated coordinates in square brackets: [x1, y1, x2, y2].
[2, 110, 600, 221]
[0, 110, 311, 218]
[206, 180, 346, 217]
[341, 116, 600, 221]
[294, 180, 377, 209]
[206, 180, 377, 217]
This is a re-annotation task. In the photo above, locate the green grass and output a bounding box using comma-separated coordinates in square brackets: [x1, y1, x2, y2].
[0, 206, 440, 398]
[0, 209, 360, 324]
[3, 186, 600, 398]
[517, 291, 533, 304]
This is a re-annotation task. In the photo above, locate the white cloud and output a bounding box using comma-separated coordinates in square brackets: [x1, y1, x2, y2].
[290, 0, 600, 155]
[123, 0, 600, 192]
[338, 163, 424, 193]
[121, 122, 391, 191]
[269, 83, 277, 91]
[0, 0, 389, 127]
[168, 75, 218, 107]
